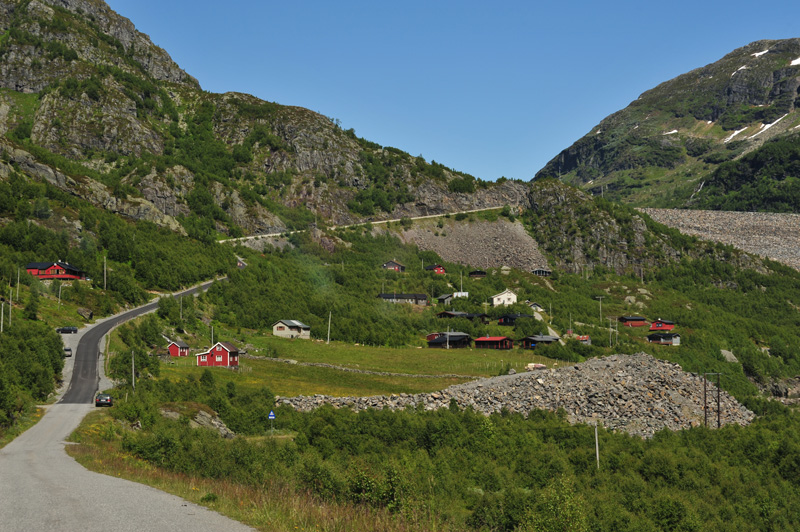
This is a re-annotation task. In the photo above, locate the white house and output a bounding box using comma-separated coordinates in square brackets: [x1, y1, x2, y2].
[272, 320, 311, 339]
[490, 289, 517, 307]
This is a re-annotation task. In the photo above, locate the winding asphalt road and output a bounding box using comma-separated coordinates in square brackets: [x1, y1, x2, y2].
[0, 280, 253, 531]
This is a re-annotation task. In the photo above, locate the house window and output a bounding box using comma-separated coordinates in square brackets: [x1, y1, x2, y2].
[200, 355, 207, 362]
[216, 355, 223, 362]
[277, 326, 285, 331]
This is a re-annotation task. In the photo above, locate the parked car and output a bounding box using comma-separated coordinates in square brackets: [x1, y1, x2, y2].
[56, 326, 78, 334]
[95, 394, 113, 407]
[63, 347, 72, 357]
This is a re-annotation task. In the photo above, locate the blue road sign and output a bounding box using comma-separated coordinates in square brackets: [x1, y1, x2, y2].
[268, 410, 276, 420]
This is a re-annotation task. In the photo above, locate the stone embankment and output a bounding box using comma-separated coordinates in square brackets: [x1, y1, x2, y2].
[277, 353, 755, 438]
[642, 208, 800, 270]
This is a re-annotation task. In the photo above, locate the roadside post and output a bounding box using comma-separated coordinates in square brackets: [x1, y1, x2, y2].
[268, 409, 276, 435]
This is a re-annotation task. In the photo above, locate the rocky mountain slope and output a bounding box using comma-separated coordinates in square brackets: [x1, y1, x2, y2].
[0, 0, 529, 238]
[535, 38, 800, 210]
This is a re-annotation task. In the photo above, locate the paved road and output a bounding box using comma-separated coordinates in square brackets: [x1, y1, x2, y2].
[0, 279, 253, 531]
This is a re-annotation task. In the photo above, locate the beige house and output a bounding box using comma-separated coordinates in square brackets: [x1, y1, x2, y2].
[272, 320, 311, 339]
[490, 289, 517, 307]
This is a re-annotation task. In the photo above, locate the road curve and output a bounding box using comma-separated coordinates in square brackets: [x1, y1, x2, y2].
[0, 279, 253, 531]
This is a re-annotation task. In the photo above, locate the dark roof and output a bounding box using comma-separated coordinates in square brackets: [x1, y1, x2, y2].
[437, 310, 469, 318]
[436, 293, 453, 300]
[424, 264, 444, 270]
[427, 332, 471, 345]
[273, 319, 310, 329]
[620, 316, 647, 321]
[648, 333, 680, 340]
[169, 340, 189, 348]
[465, 313, 489, 319]
[26, 261, 81, 271]
[382, 260, 405, 267]
[523, 335, 560, 342]
[652, 318, 675, 324]
[469, 270, 486, 275]
[377, 293, 427, 299]
[218, 341, 239, 352]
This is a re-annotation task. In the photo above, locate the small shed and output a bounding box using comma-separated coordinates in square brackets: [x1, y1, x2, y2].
[469, 270, 487, 279]
[427, 332, 472, 349]
[272, 320, 311, 339]
[382, 260, 406, 272]
[521, 335, 560, 349]
[649, 319, 675, 331]
[196, 341, 240, 367]
[619, 316, 648, 327]
[532, 268, 552, 277]
[167, 340, 190, 357]
[437, 294, 454, 305]
[647, 333, 681, 346]
[490, 289, 517, 307]
[474, 336, 513, 350]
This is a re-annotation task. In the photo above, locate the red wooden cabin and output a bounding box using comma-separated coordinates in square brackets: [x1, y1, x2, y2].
[474, 336, 513, 350]
[649, 319, 675, 331]
[196, 341, 240, 367]
[26, 261, 86, 281]
[167, 340, 190, 357]
[619, 316, 648, 327]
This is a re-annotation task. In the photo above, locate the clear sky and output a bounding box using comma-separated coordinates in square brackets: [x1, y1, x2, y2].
[105, 0, 799, 182]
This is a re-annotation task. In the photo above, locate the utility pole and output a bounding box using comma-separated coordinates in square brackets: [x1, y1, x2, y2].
[1, 299, 4, 334]
[595, 423, 600, 470]
[16, 268, 20, 300]
[703, 372, 723, 428]
[180, 296, 183, 321]
[7, 288, 10, 326]
[607, 317, 614, 347]
[595, 296, 605, 323]
[131, 350, 135, 392]
[103, 255, 107, 290]
[58, 284, 62, 308]
[327, 311, 331, 344]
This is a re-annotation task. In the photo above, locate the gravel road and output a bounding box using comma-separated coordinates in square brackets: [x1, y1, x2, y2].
[0, 278, 252, 531]
[0, 403, 252, 531]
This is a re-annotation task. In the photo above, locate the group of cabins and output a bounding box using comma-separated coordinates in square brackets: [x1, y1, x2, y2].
[619, 316, 680, 346]
[426, 332, 561, 350]
[168, 340, 241, 368]
[166, 319, 311, 368]
[381, 261, 550, 281]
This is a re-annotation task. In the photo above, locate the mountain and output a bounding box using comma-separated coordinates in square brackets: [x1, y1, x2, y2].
[0, 0, 529, 239]
[534, 38, 800, 211]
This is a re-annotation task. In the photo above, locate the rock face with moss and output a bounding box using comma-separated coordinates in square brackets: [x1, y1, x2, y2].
[535, 38, 800, 211]
[0, 0, 531, 237]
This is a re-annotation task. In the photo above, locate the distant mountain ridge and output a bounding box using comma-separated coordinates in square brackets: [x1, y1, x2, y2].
[534, 38, 800, 211]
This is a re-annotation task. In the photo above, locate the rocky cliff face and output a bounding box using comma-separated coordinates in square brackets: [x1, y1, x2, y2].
[0, 0, 527, 236]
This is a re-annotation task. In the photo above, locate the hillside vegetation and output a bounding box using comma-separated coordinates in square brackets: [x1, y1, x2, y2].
[535, 38, 800, 212]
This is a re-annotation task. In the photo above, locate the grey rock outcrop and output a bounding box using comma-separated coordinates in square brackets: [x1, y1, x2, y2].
[277, 353, 755, 438]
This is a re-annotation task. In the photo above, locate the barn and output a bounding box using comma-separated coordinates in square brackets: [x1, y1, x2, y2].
[196, 342, 240, 367]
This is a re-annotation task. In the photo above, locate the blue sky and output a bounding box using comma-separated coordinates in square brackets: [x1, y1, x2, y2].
[105, 0, 799, 182]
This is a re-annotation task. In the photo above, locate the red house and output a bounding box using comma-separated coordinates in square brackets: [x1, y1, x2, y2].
[425, 264, 446, 274]
[196, 341, 240, 367]
[474, 336, 513, 350]
[26, 261, 86, 281]
[649, 319, 675, 331]
[167, 340, 190, 357]
[619, 316, 648, 327]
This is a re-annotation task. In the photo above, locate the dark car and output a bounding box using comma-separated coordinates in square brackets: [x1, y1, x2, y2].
[95, 394, 113, 407]
[56, 326, 78, 334]
[63, 347, 73, 357]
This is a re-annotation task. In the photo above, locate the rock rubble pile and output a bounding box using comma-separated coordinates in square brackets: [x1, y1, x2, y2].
[642, 208, 800, 270]
[277, 353, 755, 438]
